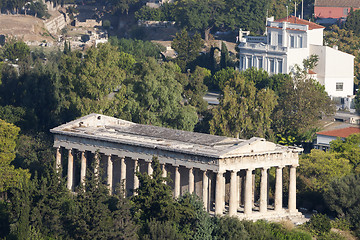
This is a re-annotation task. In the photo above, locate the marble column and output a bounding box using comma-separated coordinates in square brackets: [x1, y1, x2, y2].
[174, 166, 180, 198]
[94, 152, 100, 178]
[133, 159, 139, 195]
[120, 157, 126, 195]
[67, 149, 74, 191]
[162, 164, 167, 184]
[147, 161, 153, 176]
[259, 167, 268, 213]
[229, 170, 238, 216]
[275, 166, 283, 212]
[215, 172, 224, 215]
[288, 165, 297, 212]
[244, 168, 253, 215]
[202, 170, 208, 211]
[107, 155, 113, 194]
[56, 147, 61, 173]
[80, 151, 86, 185]
[189, 167, 194, 194]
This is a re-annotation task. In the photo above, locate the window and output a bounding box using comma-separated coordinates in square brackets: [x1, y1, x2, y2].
[336, 82, 343, 91]
[278, 60, 283, 73]
[240, 56, 244, 70]
[258, 57, 263, 69]
[268, 34, 271, 45]
[269, 59, 275, 73]
[247, 56, 252, 68]
[290, 35, 295, 48]
[278, 34, 283, 46]
[298, 36, 303, 48]
[343, 8, 348, 16]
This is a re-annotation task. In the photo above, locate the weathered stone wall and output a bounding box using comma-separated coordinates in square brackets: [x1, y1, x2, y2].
[44, 12, 67, 35]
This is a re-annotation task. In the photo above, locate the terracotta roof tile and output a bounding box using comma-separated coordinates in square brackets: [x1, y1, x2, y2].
[274, 16, 325, 30]
[317, 127, 360, 138]
[315, 0, 360, 8]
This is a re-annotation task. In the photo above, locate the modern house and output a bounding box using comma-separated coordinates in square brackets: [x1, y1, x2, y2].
[314, 0, 360, 19]
[238, 16, 354, 102]
[314, 127, 360, 151]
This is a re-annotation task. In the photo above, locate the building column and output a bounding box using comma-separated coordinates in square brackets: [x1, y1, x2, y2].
[120, 157, 126, 196]
[275, 166, 283, 212]
[94, 152, 100, 179]
[56, 147, 61, 173]
[174, 166, 180, 198]
[215, 171, 224, 215]
[288, 165, 298, 212]
[80, 151, 86, 185]
[259, 167, 268, 213]
[229, 170, 238, 216]
[244, 168, 253, 215]
[161, 164, 167, 184]
[107, 155, 113, 195]
[147, 161, 153, 176]
[67, 149, 74, 191]
[133, 159, 139, 195]
[189, 167, 194, 194]
[202, 170, 208, 211]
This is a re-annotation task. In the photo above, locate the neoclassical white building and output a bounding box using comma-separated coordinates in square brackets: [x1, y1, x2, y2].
[51, 113, 303, 221]
[238, 16, 354, 99]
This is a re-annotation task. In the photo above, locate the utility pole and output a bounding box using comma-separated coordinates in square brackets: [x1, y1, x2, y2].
[301, 0, 304, 19]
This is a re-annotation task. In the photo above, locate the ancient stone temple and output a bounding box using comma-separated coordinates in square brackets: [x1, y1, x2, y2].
[51, 113, 303, 220]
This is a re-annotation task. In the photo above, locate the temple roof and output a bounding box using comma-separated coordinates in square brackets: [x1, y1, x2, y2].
[51, 114, 301, 158]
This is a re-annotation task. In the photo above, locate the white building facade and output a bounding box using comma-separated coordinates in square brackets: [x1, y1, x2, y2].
[238, 16, 354, 99]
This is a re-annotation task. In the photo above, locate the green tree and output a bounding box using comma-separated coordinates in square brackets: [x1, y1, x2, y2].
[184, 66, 210, 112]
[298, 149, 352, 192]
[0, 119, 30, 193]
[345, 8, 360, 35]
[1, 38, 30, 63]
[271, 74, 334, 142]
[220, 42, 230, 70]
[174, 0, 225, 41]
[209, 71, 277, 139]
[171, 29, 204, 71]
[59, 43, 133, 121]
[124, 58, 198, 131]
[330, 133, 360, 171]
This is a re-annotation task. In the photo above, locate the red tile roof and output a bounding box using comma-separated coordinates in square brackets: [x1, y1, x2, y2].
[315, 0, 360, 8]
[274, 16, 325, 30]
[308, 69, 316, 74]
[317, 127, 360, 138]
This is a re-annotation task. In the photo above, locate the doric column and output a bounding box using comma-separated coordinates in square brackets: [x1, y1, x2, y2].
[80, 151, 86, 185]
[288, 165, 298, 212]
[229, 170, 238, 216]
[133, 159, 139, 195]
[259, 167, 268, 213]
[188, 167, 194, 194]
[56, 147, 61, 173]
[174, 166, 180, 198]
[202, 170, 208, 211]
[161, 164, 167, 184]
[94, 152, 100, 178]
[67, 149, 74, 191]
[107, 155, 113, 194]
[147, 161, 153, 176]
[275, 166, 283, 212]
[120, 157, 126, 193]
[215, 171, 224, 215]
[244, 168, 253, 215]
